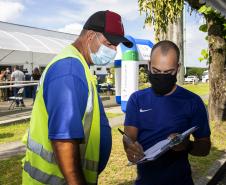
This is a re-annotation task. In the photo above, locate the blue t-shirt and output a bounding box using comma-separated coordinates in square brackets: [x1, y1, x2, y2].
[43, 57, 112, 173]
[125, 86, 210, 185]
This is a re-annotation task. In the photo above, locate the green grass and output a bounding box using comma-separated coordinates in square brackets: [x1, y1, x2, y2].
[106, 112, 123, 119]
[0, 122, 29, 144]
[189, 122, 226, 179]
[0, 122, 225, 184]
[99, 127, 136, 185]
[0, 113, 122, 144]
[182, 83, 209, 96]
[0, 155, 23, 185]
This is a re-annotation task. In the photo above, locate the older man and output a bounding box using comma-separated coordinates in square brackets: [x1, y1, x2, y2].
[123, 40, 211, 185]
[22, 10, 132, 185]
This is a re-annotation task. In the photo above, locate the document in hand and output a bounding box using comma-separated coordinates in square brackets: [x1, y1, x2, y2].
[136, 126, 198, 164]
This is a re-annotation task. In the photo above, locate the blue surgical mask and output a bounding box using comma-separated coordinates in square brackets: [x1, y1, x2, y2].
[89, 34, 117, 66]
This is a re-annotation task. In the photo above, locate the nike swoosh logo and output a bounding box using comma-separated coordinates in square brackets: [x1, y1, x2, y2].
[139, 108, 152, 112]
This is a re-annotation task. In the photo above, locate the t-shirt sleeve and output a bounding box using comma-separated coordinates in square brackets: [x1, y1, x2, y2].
[43, 58, 90, 141]
[124, 93, 139, 127]
[44, 75, 87, 140]
[11, 72, 15, 78]
[191, 96, 211, 138]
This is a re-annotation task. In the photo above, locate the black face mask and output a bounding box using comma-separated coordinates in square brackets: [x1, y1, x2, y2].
[148, 71, 177, 96]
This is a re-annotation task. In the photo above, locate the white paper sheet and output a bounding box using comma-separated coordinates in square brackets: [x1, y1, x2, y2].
[136, 126, 198, 164]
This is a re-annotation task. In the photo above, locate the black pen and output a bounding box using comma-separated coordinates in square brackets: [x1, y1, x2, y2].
[118, 128, 145, 165]
[118, 128, 136, 145]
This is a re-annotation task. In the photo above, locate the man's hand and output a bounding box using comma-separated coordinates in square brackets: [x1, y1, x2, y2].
[168, 133, 211, 156]
[168, 133, 190, 152]
[123, 136, 144, 163]
[123, 126, 145, 163]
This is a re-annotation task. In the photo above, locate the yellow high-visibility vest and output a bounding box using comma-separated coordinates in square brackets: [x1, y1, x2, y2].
[22, 45, 100, 185]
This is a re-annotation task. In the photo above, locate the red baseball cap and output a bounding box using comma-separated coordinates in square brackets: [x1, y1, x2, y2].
[83, 10, 133, 48]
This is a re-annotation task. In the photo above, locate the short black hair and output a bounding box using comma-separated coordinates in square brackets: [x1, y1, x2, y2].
[151, 40, 180, 63]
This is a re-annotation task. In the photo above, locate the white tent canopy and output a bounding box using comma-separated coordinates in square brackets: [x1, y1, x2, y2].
[0, 21, 77, 67]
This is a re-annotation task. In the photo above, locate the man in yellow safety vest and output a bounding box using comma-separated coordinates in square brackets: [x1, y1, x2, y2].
[22, 10, 132, 185]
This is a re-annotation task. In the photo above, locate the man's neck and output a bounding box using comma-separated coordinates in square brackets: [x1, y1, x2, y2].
[72, 39, 91, 65]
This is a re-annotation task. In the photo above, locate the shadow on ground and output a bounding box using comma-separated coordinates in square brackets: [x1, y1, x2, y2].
[0, 133, 14, 139]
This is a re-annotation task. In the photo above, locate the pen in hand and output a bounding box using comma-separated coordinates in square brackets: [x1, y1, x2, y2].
[118, 128, 145, 165]
[118, 128, 134, 145]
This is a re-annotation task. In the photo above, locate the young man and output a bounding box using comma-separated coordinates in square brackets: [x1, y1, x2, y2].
[123, 40, 211, 185]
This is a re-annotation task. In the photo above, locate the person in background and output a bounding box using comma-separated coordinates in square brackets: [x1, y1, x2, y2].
[0, 70, 6, 101]
[106, 68, 114, 95]
[5, 67, 11, 100]
[31, 67, 41, 102]
[11, 66, 25, 107]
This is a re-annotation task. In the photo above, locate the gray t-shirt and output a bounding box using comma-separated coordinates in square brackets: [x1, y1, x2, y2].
[11, 70, 25, 84]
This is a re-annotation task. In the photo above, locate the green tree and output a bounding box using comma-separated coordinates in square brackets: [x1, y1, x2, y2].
[139, 67, 148, 83]
[138, 0, 183, 41]
[139, 67, 150, 89]
[186, 67, 207, 79]
[138, 0, 226, 122]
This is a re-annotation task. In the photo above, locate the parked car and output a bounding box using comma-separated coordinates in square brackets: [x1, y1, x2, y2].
[184, 75, 199, 83]
[202, 71, 209, 83]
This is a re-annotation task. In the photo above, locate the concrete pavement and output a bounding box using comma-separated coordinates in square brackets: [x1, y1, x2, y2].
[0, 96, 119, 125]
[0, 141, 25, 160]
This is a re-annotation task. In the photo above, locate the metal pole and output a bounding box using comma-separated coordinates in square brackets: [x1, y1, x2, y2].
[0, 83, 38, 89]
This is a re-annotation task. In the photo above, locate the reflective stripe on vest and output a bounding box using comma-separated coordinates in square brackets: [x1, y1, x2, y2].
[79, 83, 93, 159]
[27, 134, 56, 164]
[24, 161, 66, 185]
[27, 134, 99, 172]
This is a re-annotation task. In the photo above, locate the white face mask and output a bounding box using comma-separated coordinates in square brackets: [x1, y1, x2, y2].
[89, 33, 117, 66]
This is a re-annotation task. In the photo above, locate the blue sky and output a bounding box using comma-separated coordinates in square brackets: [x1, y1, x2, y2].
[0, 0, 208, 68]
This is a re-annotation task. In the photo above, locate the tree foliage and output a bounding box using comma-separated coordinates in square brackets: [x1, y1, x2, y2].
[186, 67, 207, 79]
[139, 67, 148, 84]
[198, 49, 209, 64]
[198, 5, 226, 40]
[138, 0, 184, 41]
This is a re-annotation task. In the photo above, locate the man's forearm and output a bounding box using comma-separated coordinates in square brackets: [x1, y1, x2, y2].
[51, 140, 86, 185]
[189, 139, 211, 156]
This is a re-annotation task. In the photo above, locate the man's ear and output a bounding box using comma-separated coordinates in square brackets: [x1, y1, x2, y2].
[86, 30, 95, 41]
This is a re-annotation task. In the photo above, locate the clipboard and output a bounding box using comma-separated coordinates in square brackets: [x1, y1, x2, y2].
[133, 126, 198, 165]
